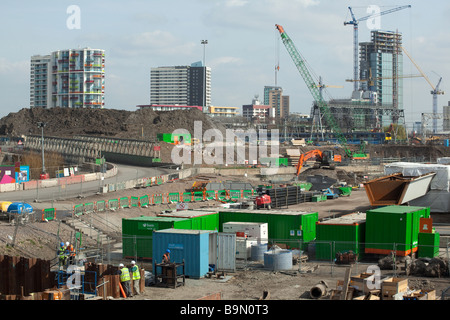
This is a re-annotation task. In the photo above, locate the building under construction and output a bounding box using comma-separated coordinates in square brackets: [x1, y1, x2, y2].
[310, 30, 405, 134]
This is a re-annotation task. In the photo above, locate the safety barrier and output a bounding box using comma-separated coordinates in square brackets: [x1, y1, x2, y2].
[42, 208, 56, 221]
[167, 192, 180, 203]
[130, 196, 139, 208]
[84, 202, 95, 214]
[70, 189, 256, 216]
[119, 197, 130, 209]
[96, 200, 106, 212]
[139, 195, 149, 207]
[108, 199, 119, 211]
[74, 204, 84, 216]
[152, 194, 163, 205]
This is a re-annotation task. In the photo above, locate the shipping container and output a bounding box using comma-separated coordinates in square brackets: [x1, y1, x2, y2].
[152, 229, 215, 278]
[217, 209, 318, 249]
[315, 212, 366, 261]
[365, 205, 430, 256]
[122, 216, 192, 259]
[157, 210, 219, 231]
[418, 230, 440, 258]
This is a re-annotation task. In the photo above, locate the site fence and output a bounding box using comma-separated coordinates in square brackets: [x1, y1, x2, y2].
[120, 235, 450, 277]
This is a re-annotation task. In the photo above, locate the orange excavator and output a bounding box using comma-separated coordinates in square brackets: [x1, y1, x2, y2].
[296, 150, 341, 176]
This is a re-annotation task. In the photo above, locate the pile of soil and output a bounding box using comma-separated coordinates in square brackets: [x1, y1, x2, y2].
[298, 167, 363, 185]
[0, 107, 226, 140]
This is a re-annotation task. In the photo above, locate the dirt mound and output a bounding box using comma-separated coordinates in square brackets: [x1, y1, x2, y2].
[0, 107, 226, 140]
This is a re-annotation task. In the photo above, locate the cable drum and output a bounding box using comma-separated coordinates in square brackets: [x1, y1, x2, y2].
[264, 248, 293, 271]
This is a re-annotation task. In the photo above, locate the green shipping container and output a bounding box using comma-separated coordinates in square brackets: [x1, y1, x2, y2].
[418, 230, 440, 258]
[315, 212, 366, 260]
[122, 216, 192, 259]
[156, 210, 219, 231]
[365, 205, 430, 256]
[217, 209, 318, 249]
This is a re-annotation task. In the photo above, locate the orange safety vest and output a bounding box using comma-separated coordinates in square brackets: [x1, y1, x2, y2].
[162, 253, 170, 263]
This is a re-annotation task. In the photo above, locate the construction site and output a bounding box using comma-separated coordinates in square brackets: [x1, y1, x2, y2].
[0, 5, 449, 311]
[0, 102, 449, 302]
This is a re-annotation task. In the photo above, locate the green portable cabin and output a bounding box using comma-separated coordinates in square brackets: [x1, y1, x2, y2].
[156, 133, 191, 145]
[217, 209, 318, 250]
[156, 210, 219, 231]
[315, 212, 366, 261]
[365, 205, 430, 257]
[418, 229, 440, 258]
[122, 216, 193, 259]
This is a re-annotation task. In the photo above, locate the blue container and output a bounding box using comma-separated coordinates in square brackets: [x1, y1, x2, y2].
[152, 229, 215, 278]
[7, 202, 33, 214]
[445, 139, 449, 147]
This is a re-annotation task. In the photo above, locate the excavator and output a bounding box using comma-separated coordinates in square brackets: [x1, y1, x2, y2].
[296, 149, 341, 176]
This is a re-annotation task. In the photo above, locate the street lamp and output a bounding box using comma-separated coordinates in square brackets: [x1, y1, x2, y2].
[201, 40, 208, 113]
[37, 122, 49, 180]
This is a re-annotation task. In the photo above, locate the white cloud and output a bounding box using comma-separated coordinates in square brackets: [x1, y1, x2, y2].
[225, 0, 248, 7]
[115, 30, 196, 58]
[210, 56, 244, 69]
[0, 58, 29, 76]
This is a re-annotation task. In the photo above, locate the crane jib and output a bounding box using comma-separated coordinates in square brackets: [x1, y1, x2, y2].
[275, 24, 358, 159]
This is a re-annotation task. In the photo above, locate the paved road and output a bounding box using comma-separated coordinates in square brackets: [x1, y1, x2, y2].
[0, 164, 176, 205]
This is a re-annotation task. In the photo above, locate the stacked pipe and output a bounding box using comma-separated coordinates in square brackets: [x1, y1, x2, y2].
[262, 186, 322, 208]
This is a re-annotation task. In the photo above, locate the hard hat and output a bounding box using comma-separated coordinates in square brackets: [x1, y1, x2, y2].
[66, 242, 70, 246]
[131, 260, 136, 264]
[60, 242, 64, 246]
[119, 263, 124, 267]
[166, 249, 171, 253]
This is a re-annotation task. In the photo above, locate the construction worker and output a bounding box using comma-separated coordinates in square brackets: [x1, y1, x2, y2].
[162, 249, 171, 264]
[58, 242, 67, 268]
[119, 263, 132, 298]
[66, 242, 75, 265]
[130, 260, 141, 295]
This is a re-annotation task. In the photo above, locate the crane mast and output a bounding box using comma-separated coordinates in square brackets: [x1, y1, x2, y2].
[275, 24, 353, 158]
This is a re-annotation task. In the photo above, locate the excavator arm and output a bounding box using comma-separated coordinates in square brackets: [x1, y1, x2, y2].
[296, 150, 323, 176]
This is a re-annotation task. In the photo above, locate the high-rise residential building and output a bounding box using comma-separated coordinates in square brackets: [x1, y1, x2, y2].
[263, 86, 289, 119]
[359, 30, 403, 109]
[30, 48, 105, 109]
[30, 55, 52, 108]
[150, 61, 211, 111]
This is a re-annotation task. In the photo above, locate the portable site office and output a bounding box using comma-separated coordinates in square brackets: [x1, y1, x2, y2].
[152, 229, 237, 278]
[122, 211, 219, 260]
[315, 212, 366, 261]
[156, 210, 219, 231]
[365, 205, 430, 257]
[216, 209, 318, 250]
[122, 216, 193, 259]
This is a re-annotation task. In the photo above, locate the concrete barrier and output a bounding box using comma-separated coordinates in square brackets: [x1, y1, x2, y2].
[0, 162, 118, 193]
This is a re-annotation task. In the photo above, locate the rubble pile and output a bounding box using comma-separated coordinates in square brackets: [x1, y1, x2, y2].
[0, 107, 225, 140]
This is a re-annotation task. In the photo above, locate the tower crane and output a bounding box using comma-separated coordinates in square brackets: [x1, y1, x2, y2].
[401, 46, 445, 133]
[344, 5, 411, 92]
[275, 24, 367, 159]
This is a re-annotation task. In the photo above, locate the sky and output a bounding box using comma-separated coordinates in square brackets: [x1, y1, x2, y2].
[1, 0, 449, 131]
